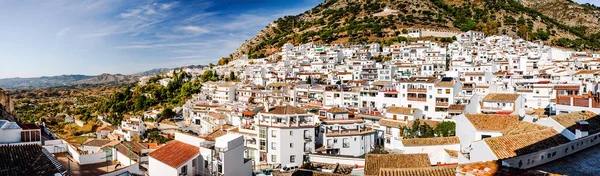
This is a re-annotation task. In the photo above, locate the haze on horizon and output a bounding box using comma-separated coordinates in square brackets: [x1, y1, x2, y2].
[0, 0, 596, 79]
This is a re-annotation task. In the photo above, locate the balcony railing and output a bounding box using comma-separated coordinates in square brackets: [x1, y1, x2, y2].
[436, 102, 449, 107]
[407, 97, 427, 102]
[407, 88, 427, 93]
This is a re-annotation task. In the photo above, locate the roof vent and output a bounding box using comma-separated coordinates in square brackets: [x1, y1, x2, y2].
[576, 120, 589, 139]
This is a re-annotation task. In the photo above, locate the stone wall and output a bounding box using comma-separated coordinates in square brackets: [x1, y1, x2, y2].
[0, 89, 13, 115]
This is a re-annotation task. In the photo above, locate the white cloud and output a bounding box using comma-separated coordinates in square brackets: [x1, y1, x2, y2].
[57, 27, 71, 37]
[120, 9, 142, 18]
[177, 25, 209, 33]
[160, 2, 179, 10]
[115, 41, 208, 49]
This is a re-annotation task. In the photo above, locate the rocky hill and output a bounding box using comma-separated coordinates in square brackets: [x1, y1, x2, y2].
[231, 0, 600, 59]
[0, 68, 170, 90]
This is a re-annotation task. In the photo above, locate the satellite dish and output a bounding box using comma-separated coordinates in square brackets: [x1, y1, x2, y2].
[518, 109, 526, 118]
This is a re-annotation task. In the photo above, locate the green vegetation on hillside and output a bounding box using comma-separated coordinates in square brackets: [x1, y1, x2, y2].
[242, 0, 600, 59]
[98, 70, 203, 126]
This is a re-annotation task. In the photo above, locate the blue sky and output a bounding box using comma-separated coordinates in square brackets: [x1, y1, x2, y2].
[0, 0, 597, 78]
[0, 0, 321, 78]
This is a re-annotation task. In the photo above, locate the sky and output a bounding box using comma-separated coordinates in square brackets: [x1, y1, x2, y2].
[0, 0, 597, 78]
[0, 0, 322, 78]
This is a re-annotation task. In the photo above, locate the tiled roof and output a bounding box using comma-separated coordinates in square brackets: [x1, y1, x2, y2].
[551, 111, 600, 134]
[464, 114, 548, 135]
[365, 154, 431, 176]
[0, 144, 63, 176]
[553, 85, 579, 90]
[573, 69, 600, 75]
[482, 93, 520, 102]
[327, 107, 348, 113]
[401, 136, 460, 147]
[448, 104, 465, 111]
[379, 119, 406, 128]
[379, 165, 456, 176]
[484, 128, 569, 159]
[96, 125, 114, 132]
[208, 112, 228, 120]
[148, 140, 200, 168]
[435, 78, 455, 87]
[201, 129, 228, 141]
[444, 149, 458, 158]
[115, 143, 141, 160]
[261, 105, 307, 115]
[386, 106, 417, 115]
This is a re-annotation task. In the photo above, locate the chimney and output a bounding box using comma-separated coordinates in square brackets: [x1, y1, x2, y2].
[575, 120, 589, 139]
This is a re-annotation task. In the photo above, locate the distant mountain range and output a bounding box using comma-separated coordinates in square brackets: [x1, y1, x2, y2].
[0, 68, 170, 90]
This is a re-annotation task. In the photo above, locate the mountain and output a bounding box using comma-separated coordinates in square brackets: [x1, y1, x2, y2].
[0, 68, 170, 90]
[231, 0, 600, 59]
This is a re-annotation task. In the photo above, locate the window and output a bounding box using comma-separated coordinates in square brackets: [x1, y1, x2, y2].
[205, 161, 208, 168]
[425, 106, 429, 111]
[290, 131, 293, 136]
[192, 158, 196, 167]
[481, 135, 492, 139]
[260, 140, 266, 150]
[272, 142, 277, 150]
[446, 89, 451, 94]
[290, 143, 293, 148]
[272, 130, 277, 138]
[290, 155, 296, 163]
[181, 165, 187, 175]
[343, 138, 349, 148]
[259, 128, 266, 138]
[272, 155, 277, 162]
[437, 89, 442, 94]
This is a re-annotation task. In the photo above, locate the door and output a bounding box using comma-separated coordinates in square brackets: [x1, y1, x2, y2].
[393, 115, 397, 120]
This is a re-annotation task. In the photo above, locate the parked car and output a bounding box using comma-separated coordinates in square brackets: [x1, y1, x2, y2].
[280, 163, 299, 172]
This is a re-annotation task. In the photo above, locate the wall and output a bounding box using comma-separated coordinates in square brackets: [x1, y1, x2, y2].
[149, 157, 178, 176]
[100, 163, 142, 176]
[503, 132, 600, 169]
[79, 152, 107, 165]
[402, 144, 460, 165]
[309, 154, 365, 166]
[0, 89, 13, 114]
[223, 141, 252, 176]
[467, 140, 497, 163]
[116, 151, 135, 167]
[175, 132, 205, 147]
[0, 128, 22, 143]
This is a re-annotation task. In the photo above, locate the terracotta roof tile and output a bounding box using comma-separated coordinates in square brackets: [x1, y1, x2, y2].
[444, 149, 458, 158]
[365, 154, 431, 176]
[448, 104, 466, 111]
[464, 114, 548, 135]
[327, 107, 348, 113]
[261, 105, 307, 115]
[379, 165, 456, 176]
[551, 111, 600, 134]
[386, 106, 418, 115]
[148, 140, 199, 168]
[484, 128, 569, 159]
[482, 93, 520, 102]
[379, 119, 407, 128]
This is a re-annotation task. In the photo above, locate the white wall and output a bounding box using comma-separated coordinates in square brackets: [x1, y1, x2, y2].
[0, 128, 21, 143]
[402, 144, 460, 165]
[503, 132, 600, 169]
[100, 163, 142, 176]
[309, 154, 365, 166]
[79, 152, 107, 165]
[467, 140, 497, 163]
[149, 157, 178, 176]
[175, 132, 205, 147]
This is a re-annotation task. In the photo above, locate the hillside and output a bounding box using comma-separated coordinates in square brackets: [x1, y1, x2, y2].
[231, 0, 600, 59]
[0, 68, 172, 90]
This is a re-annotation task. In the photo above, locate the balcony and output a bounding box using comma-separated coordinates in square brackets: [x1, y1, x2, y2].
[407, 88, 427, 93]
[343, 143, 350, 148]
[436, 102, 449, 107]
[304, 135, 312, 141]
[407, 97, 427, 102]
[304, 147, 312, 153]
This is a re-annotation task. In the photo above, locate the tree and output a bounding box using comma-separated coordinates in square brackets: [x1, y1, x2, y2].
[229, 71, 236, 81]
[368, 146, 389, 154]
[434, 121, 456, 137]
[402, 29, 408, 34]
